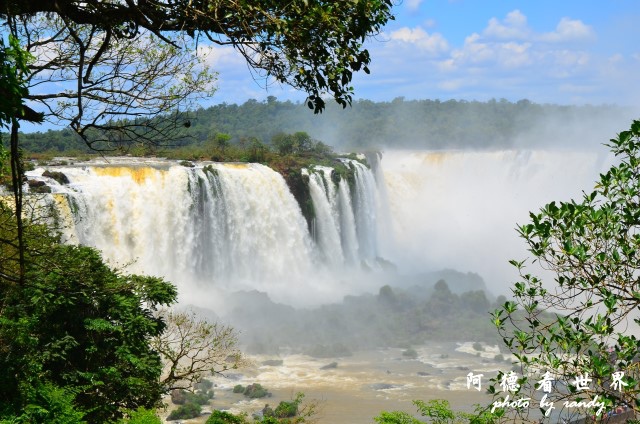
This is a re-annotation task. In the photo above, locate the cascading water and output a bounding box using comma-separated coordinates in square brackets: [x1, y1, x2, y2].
[304, 166, 345, 265]
[350, 161, 379, 263]
[303, 164, 365, 266]
[378, 149, 610, 293]
[22, 148, 610, 304]
[27, 158, 385, 306]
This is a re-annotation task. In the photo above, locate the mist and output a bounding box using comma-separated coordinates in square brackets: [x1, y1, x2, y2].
[21, 100, 639, 423]
[378, 149, 609, 295]
[306, 98, 639, 151]
[26, 99, 637, 313]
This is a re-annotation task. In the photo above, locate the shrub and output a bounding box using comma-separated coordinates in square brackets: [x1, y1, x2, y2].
[167, 402, 201, 420]
[195, 379, 214, 391]
[118, 407, 161, 424]
[243, 383, 270, 398]
[206, 410, 247, 424]
[186, 390, 213, 405]
[274, 400, 298, 418]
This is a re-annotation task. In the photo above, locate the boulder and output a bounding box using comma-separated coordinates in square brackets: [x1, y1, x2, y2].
[42, 170, 70, 184]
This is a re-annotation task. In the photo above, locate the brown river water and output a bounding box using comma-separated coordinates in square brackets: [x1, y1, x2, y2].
[160, 342, 507, 423]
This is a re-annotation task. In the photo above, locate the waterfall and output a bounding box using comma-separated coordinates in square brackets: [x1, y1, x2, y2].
[350, 161, 379, 264]
[303, 164, 364, 266]
[304, 166, 344, 265]
[302, 159, 381, 267]
[378, 149, 610, 293]
[22, 149, 609, 305]
[26, 158, 385, 306]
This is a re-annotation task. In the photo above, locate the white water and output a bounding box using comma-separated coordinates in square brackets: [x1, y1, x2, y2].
[305, 166, 346, 266]
[379, 149, 610, 294]
[25, 148, 610, 303]
[28, 158, 385, 306]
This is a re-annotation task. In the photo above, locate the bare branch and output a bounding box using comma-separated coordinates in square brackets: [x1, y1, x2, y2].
[152, 309, 248, 392]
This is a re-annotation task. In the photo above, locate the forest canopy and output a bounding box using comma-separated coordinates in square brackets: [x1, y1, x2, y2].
[15, 98, 633, 154]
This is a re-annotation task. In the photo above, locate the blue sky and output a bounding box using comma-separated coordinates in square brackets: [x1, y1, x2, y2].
[205, 0, 640, 107]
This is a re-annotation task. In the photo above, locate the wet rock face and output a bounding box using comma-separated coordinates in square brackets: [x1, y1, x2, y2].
[28, 179, 46, 188]
[42, 170, 70, 185]
[27, 179, 51, 193]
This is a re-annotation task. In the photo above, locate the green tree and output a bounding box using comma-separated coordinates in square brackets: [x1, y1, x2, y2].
[0, 238, 178, 422]
[118, 408, 162, 424]
[214, 133, 232, 155]
[248, 136, 268, 162]
[426, 279, 458, 317]
[167, 403, 201, 421]
[2, 0, 394, 114]
[374, 411, 423, 424]
[292, 132, 313, 153]
[270, 131, 316, 155]
[490, 120, 640, 421]
[204, 393, 317, 424]
[271, 132, 296, 155]
[0, 34, 41, 284]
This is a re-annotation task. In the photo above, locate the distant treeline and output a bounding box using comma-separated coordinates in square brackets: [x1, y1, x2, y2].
[16, 97, 633, 154]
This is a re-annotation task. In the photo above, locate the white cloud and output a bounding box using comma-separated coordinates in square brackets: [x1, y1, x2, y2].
[444, 33, 532, 71]
[608, 53, 623, 64]
[197, 44, 246, 70]
[388, 27, 449, 54]
[182, 8, 638, 109]
[551, 50, 590, 68]
[484, 10, 530, 40]
[500, 42, 533, 68]
[540, 17, 595, 43]
[436, 10, 598, 77]
[483, 11, 594, 44]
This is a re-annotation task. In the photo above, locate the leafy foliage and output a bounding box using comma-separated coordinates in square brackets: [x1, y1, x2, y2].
[0, 35, 36, 125]
[0, 382, 86, 424]
[3, 0, 394, 115]
[374, 399, 500, 424]
[490, 120, 640, 420]
[205, 392, 315, 424]
[206, 410, 247, 424]
[15, 99, 629, 155]
[167, 402, 202, 420]
[117, 408, 162, 424]
[242, 383, 271, 399]
[0, 212, 178, 423]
